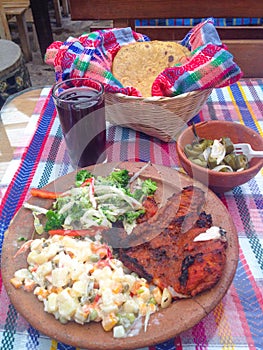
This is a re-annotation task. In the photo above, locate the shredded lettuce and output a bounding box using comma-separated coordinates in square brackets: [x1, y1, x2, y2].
[26, 168, 158, 235]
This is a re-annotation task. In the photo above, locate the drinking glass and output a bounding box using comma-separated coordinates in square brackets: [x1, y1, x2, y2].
[52, 77, 106, 168]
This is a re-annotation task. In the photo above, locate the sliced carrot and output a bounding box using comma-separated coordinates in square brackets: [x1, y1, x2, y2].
[30, 188, 62, 199]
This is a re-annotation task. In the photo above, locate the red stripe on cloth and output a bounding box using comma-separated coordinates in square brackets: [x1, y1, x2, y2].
[198, 109, 205, 121]
[174, 336, 183, 349]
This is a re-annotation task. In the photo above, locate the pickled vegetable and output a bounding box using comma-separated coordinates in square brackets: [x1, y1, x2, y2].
[236, 154, 249, 170]
[221, 137, 234, 154]
[184, 136, 249, 172]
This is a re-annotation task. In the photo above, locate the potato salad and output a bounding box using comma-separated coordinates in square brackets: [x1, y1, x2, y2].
[11, 167, 172, 338]
[11, 234, 170, 338]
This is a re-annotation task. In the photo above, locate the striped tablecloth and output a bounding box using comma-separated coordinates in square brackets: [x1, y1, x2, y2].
[0, 79, 263, 350]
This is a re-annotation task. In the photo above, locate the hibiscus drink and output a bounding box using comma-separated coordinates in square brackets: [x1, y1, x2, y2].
[52, 78, 106, 168]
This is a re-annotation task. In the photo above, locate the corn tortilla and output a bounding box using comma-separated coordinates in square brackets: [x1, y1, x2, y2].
[112, 41, 190, 97]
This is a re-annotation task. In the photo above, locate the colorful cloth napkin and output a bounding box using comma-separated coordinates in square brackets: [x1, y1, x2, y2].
[45, 18, 242, 97]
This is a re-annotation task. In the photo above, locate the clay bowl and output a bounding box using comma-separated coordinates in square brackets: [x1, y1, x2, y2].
[176, 120, 263, 193]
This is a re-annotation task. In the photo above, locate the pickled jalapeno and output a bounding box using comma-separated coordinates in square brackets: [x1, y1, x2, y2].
[184, 136, 249, 172]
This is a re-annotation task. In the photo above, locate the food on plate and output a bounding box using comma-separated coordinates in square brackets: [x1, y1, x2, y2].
[11, 167, 228, 338]
[25, 168, 158, 236]
[11, 234, 165, 338]
[112, 41, 190, 97]
[184, 136, 249, 172]
[118, 187, 228, 297]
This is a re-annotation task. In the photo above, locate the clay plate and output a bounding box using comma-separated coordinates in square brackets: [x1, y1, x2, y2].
[1, 162, 239, 350]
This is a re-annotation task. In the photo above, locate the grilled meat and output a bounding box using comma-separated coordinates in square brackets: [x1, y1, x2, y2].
[103, 185, 206, 248]
[118, 186, 227, 297]
[136, 196, 158, 224]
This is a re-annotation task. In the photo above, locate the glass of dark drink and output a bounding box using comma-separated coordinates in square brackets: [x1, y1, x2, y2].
[52, 77, 106, 168]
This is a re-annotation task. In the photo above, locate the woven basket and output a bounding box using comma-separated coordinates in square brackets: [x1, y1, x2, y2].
[105, 88, 212, 142]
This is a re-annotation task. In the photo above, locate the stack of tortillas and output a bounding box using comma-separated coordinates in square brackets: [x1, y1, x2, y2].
[112, 41, 191, 97]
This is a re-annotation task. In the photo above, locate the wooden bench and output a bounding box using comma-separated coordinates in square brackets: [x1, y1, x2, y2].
[1, 0, 32, 61]
[68, 0, 263, 78]
[0, 1, 11, 39]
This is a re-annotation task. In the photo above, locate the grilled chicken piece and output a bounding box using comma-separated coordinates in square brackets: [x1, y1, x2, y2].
[103, 186, 205, 248]
[136, 196, 158, 224]
[118, 187, 228, 297]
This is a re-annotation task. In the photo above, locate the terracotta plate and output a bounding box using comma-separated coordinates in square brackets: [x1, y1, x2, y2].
[1, 162, 239, 350]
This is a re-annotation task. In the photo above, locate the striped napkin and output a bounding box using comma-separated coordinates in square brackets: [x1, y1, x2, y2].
[45, 18, 242, 97]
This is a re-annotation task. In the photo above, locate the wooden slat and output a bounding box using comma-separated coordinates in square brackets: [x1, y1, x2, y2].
[53, 0, 62, 27]
[222, 40, 263, 78]
[2, 0, 29, 8]
[69, 0, 263, 20]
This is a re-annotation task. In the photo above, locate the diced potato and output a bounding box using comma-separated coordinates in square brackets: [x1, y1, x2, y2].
[113, 325, 126, 338]
[57, 289, 78, 320]
[27, 251, 48, 265]
[36, 261, 52, 277]
[34, 286, 49, 300]
[51, 268, 70, 288]
[123, 299, 139, 314]
[74, 306, 88, 324]
[68, 259, 86, 281]
[24, 278, 36, 292]
[71, 280, 88, 297]
[136, 285, 150, 302]
[43, 243, 61, 260]
[45, 292, 58, 313]
[111, 282, 123, 294]
[30, 239, 44, 251]
[14, 268, 32, 281]
[100, 303, 119, 314]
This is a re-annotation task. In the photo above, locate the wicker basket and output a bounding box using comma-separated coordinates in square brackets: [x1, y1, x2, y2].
[105, 88, 212, 142]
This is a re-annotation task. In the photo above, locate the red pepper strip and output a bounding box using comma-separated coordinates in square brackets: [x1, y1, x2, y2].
[80, 178, 94, 187]
[48, 227, 108, 237]
[30, 188, 62, 199]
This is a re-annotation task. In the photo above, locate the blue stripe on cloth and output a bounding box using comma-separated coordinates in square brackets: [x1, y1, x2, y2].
[229, 84, 262, 132]
[37, 128, 63, 189]
[0, 305, 18, 350]
[138, 132, 151, 162]
[119, 128, 130, 161]
[233, 257, 263, 348]
[26, 326, 40, 349]
[188, 114, 201, 124]
[0, 96, 56, 256]
[232, 186, 263, 271]
[57, 343, 77, 350]
[154, 338, 177, 350]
